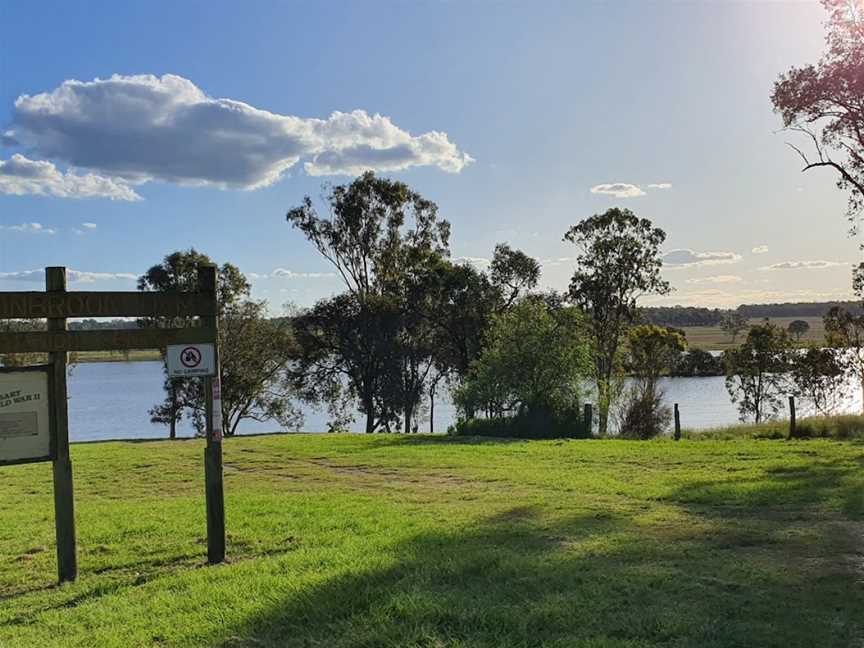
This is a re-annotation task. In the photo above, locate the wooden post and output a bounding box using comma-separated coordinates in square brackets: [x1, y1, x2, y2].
[673, 403, 681, 441]
[583, 403, 593, 437]
[198, 265, 225, 564]
[788, 395, 796, 439]
[46, 267, 77, 583]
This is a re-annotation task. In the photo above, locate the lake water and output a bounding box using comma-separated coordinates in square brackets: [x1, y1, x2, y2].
[66, 361, 862, 442]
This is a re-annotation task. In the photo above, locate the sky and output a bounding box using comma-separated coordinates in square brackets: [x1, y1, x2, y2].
[0, 0, 859, 310]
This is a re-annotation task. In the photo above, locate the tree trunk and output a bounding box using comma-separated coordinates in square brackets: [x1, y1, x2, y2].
[429, 384, 435, 434]
[365, 408, 375, 434]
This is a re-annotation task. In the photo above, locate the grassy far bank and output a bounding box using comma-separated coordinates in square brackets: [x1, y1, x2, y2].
[680, 316, 825, 351]
[0, 435, 862, 647]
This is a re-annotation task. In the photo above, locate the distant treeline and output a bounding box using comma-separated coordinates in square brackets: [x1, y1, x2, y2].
[643, 301, 864, 327]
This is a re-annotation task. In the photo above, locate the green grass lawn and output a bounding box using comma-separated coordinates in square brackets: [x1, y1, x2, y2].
[0, 434, 862, 647]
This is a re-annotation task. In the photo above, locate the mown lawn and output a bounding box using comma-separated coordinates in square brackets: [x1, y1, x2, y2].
[0, 434, 862, 647]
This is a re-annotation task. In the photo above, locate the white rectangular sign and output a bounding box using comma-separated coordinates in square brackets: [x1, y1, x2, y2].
[0, 368, 51, 465]
[166, 343, 216, 378]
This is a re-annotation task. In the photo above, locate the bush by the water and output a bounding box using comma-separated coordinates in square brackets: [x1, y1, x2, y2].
[617, 388, 671, 439]
[449, 407, 589, 439]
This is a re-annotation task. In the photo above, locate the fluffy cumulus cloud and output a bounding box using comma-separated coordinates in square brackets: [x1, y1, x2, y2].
[1, 74, 472, 198]
[760, 260, 850, 271]
[662, 249, 742, 268]
[751, 245, 769, 254]
[0, 154, 140, 200]
[589, 182, 672, 198]
[0, 269, 136, 283]
[0, 221, 56, 234]
[684, 275, 743, 285]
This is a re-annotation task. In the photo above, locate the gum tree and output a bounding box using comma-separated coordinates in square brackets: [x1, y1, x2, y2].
[564, 208, 670, 436]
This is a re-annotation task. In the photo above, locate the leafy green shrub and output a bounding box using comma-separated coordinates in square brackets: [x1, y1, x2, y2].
[448, 407, 589, 439]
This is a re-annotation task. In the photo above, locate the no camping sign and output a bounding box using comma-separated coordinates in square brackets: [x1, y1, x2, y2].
[166, 343, 216, 378]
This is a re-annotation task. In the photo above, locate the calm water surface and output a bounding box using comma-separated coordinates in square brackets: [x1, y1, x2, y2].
[66, 361, 861, 442]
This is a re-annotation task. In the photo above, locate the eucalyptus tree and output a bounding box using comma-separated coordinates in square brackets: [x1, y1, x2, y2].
[139, 249, 299, 437]
[564, 208, 670, 436]
[286, 172, 450, 433]
[723, 322, 795, 424]
[772, 0, 864, 228]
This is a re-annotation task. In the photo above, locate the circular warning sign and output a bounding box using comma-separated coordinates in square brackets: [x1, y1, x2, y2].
[180, 346, 203, 369]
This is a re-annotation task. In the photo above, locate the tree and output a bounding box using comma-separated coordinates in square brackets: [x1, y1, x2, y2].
[791, 346, 850, 416]
[290, 293, 400, 434]
[772, 0, 864, 228]
[287, 172, 451, 434]
[720, 312, 749, 344]
[723, 322, 795, 423]
[139, 249, 299, 437]
[620, 325, 686, 439]
[788, 319, 811, 342]
[564, 208, 670, 436]
[453, 298, 590, 423]
[489, 243, 541, 308]
[672, 348, 723, 377]
[824, 305, 864, 412]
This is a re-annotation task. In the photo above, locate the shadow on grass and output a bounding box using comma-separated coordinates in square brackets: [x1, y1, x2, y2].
[669, 457, 864, 517]
[216, 505, 861, 648]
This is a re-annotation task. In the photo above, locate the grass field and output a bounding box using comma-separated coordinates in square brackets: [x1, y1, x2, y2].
[680, 316, 826, 351]
[0, 434, 862, 647]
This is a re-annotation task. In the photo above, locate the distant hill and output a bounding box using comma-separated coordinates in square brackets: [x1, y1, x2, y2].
[642, 301, 863, 327]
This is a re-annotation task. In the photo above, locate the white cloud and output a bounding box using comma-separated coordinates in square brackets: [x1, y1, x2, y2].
[0, 154, 141, 201]
[662, 249, 742, 268]
[590, 183, 645, 198]
[589, 182, 672, 198]
[271, 268, 337, 279]
[0, 222, 56, 235]
[684, 275, 743, 285]
[0, 269, 136, 283]
[751, 245, 769, 254]
[5, 74, 472, 195]
[759, 260, 850, 271]
[81, 222, 97, 230]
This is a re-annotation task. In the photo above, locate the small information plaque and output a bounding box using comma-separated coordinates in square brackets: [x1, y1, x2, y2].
[0, 366, 52, 466]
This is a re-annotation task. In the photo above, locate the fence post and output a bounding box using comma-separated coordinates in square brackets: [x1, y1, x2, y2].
[46, 267, 77, 583]
[583, 403, 593, 438]
[673, 403, 681, 441]
[788, 395, 796, 439]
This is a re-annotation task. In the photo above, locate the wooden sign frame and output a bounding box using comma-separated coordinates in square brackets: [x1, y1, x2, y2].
[0, 266, 225, 583]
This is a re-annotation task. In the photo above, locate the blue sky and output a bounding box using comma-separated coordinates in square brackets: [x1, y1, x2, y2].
[0, 0, 857, 309]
